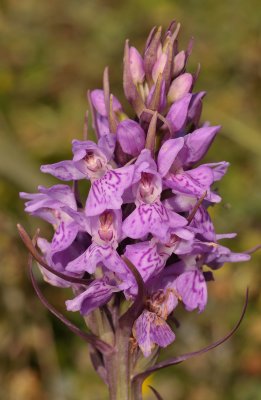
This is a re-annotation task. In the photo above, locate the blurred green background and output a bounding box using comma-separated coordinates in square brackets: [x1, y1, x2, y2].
[0, 0, 260, 399]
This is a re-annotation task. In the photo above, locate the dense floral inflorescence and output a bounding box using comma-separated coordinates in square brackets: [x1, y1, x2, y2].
[20, 21, 250, 362]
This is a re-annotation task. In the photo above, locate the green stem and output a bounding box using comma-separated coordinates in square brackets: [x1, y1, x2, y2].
[131, 379, 143, 400]
[106, 329, 131, 400]
[115, 331, 131, 399]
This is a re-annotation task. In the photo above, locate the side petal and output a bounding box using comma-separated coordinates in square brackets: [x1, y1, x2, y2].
[175, 270, 207, 313]
[202, 161, 230, 181]
[185, 166, 214, 188]
[20, 192, 58, 214]
[51, 221, 79, 253]
[41, 161, 86, 181]
[164, 194, 197, 213]
[180, 126, 221, 167]
[206, 245, 251, 270]
[61, 207, 91, 233]
[39, 184, 77, 209]
[171, 227, 194, 241]
[165, 169, 221, 203]
[216, 233, 237, 240]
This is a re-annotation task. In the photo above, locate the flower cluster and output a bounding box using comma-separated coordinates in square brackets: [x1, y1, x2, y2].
[20, 22, 250, 359]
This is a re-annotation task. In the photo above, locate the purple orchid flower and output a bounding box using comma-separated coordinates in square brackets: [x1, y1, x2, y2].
[122, 149, 187, 241]
[19, 21, 255, 400]
[133, 269, 181, 357]
[41, 140, 135, 217]
[157, 126, 225, 202]
[20, 185, 85, 253]
[65, 209, 130, 283]
[133, 309, 176, 357]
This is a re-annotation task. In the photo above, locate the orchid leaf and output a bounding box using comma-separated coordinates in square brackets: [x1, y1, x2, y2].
[148, 385, 164, 400]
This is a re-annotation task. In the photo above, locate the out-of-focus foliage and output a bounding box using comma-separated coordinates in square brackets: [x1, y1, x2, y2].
[0, 0, 260, 399]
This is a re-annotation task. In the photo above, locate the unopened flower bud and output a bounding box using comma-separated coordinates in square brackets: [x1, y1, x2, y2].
[116, 119, 145, 157]
[152, 52, 167, 83]
[167, 72, 193, 102]
[90, 89, 122, 117]
[144, 26, 162, 81]
[172, 50, 186, 77]
[129, 47, 145, 85]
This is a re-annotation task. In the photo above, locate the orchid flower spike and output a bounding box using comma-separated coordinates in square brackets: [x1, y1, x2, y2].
[19, 20, 255, 400]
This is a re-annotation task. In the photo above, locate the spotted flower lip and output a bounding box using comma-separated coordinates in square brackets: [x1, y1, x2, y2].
[20, 21, 253, 377]
[84, 164, 135, 216]
[133, 309, 175, 357]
